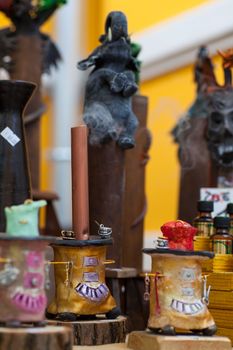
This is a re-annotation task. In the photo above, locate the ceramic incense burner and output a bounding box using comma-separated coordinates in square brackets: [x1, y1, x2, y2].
[143, 248, 216, 335]
[0, 234, 54, 326]
[46, 237, 117, 321]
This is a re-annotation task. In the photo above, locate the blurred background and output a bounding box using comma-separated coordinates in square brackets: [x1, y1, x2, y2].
[0, 0, 232, 254]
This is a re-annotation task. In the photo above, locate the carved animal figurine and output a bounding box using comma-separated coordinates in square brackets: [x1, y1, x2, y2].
[77, 11, 139, 149]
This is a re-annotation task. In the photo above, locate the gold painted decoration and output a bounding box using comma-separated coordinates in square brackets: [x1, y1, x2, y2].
[47, 243, 116, 317]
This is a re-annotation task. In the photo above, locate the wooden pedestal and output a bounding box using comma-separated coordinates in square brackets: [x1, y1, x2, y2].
[106, 272, 149, 332]
[123, 95, 150, 270]
[0, 325, 72, 350]
[127, 331, 231, 350]
[49, 315, 127, 346]
[88, 95, 149, 271]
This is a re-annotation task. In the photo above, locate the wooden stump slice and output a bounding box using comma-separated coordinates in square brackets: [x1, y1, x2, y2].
[49, 315, 128, 345]
[127, 331, 232, 350]
[0, 325, 73, 350]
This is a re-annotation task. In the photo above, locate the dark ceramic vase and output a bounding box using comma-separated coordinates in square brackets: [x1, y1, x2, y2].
[0, 80, 36, 232]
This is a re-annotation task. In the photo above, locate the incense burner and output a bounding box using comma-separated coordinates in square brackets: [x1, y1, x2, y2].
[5, 200, 46, 237]
[0, 234, 54, 326]
[143, 248, 216, 335]
[46, 237, 117, 320]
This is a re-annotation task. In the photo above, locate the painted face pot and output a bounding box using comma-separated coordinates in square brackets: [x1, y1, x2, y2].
[143, 248, 216, 335]
[0, 234, 54, 325]
[46, 237, 117, 321]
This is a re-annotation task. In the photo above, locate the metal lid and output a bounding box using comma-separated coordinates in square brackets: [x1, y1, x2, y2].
[197, 200, 214, 212]
[214, 216, 230, 229]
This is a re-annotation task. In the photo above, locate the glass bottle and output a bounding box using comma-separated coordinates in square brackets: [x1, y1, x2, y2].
[193, 201, 214, 237]
[212, 217, 232, 254]
[227, 203, 233, 236]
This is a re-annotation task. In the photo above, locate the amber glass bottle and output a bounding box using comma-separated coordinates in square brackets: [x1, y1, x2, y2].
[212, 217, 232, 254]
[193, 201, 214, 237]
[227, 203, 233, 236]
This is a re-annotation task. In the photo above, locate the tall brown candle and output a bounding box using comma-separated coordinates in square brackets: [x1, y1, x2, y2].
[71, 125, 89, 240]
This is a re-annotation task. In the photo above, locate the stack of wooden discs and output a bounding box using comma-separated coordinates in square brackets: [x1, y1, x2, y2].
[194, 236, 213, 272]
[213, 254, 233, 273]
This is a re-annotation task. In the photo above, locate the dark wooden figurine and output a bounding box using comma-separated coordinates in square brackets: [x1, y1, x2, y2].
[0, 0, 66, 188]
[172, 46, 233, 223]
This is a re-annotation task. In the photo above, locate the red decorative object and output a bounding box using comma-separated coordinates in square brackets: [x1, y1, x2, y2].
[160, 220, 197, 251]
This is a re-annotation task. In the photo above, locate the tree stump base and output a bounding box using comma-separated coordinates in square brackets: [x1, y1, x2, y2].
[0, 325, 73, 350]
[127, 331, 232, 350]
[48, 315, 128, 345]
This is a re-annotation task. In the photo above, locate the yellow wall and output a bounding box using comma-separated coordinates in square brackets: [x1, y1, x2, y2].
[86, 0, 209, 50]
[100, 0, 209, 32]
[86, 0, 211, 231]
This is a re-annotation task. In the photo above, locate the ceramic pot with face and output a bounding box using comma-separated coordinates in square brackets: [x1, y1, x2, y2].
[46, 238, 117, 320]
[0, 80, 36, 232]
[143, 248, 216, 335]
[0, 234, 55, 325]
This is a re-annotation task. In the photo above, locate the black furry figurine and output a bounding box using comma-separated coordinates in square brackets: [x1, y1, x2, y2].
[78, 11, 139, 149]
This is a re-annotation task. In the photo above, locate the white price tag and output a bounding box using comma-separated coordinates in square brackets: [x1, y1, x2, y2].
[0, 127, 20, 147]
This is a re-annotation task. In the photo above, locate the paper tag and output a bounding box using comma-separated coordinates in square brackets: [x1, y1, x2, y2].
[0, 127, 20, 147]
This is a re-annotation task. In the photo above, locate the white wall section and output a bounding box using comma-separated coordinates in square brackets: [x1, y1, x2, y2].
[133, 0, 233, 80]
[47, 0, 86, 228]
